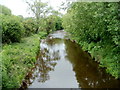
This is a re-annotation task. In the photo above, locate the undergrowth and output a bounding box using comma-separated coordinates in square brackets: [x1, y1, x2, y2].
[1, 32, 47, 88]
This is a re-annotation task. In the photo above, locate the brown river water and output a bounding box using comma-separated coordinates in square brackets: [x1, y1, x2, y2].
[21, 30, 120, 89]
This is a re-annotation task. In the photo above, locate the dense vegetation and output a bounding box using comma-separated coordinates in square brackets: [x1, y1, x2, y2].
[63, 2, 120, 79]
[1, 34, 46, 88]
[1, 15, 24, 43]
[2, 0, 119, 88]
[1, 1, 63, 88]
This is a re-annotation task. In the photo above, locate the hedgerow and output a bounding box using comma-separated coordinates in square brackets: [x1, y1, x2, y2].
[62, 2, 120, 79]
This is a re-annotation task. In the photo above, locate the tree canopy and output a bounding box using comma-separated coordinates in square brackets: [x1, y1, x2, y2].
[63, 2, 120, 79]
[0, 5, 11, 15]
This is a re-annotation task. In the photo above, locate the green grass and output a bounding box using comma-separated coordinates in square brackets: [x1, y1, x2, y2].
[1, 32, 47, 88]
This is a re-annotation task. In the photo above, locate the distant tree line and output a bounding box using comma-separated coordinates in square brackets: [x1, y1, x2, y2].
[0, 1, 63, 44]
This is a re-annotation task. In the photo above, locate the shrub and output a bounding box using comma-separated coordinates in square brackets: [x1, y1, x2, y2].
[55, 16, 63, 30]
[2, 34, 41, 88]
[23, 18, 36, 36]
[44, 15, 63, 34]
[1, 15, 24, 43]
[62, 2, 120, 79]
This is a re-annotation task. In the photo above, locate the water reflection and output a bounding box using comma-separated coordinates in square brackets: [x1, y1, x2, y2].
[27, 36, 74, 88]
[21, 30, 120, 89]
[65, 39, 120, 88]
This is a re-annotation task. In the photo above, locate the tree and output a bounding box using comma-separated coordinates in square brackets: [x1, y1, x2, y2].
[62, 2, 120, 79]
[0, 5, 11, 15]
[26, 0, 50, 33]
[51, 10, 63, 17]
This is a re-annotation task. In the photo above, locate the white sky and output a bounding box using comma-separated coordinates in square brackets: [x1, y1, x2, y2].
[0, 0, 67, 17]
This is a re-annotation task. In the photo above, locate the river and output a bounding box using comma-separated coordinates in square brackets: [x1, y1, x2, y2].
[21, 30, 120, 89]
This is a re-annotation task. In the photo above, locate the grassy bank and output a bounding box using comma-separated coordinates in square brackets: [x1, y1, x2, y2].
[1, 32, 46, 88]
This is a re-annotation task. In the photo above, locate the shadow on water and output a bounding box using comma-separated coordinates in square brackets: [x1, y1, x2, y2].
[20, 30, 120, 89]
[64, 39, 120, 88]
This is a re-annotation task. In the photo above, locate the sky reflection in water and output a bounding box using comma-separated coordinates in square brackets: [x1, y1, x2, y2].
[23, 30, 120, 88]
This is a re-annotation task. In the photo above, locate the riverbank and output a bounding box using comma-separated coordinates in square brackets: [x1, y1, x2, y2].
[62, 2, 119, 79]
[69, 36, 120, 79]
[80, 41, 119, 79]
[20, 30, 120, 88]
[1, 32, 47, 88]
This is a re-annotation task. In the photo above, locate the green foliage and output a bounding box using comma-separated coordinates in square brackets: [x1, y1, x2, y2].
[26, 0, 49, 33]
[55, 16, 63, 30]
[46, 15, 63, 33]
[23, 18, 36, 36]
[38, 31, 47, 39]
[63, 2, 120, 79]
[0, 5, 11, 15]
[1, 15, 24, 43]
[45, 15, 56, 34]
[38, 15, 63, 35]
[26, 0, 63, 34]
[2, 33, 46, 88]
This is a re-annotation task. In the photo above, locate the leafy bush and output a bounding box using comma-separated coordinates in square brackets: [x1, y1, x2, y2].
[55, 16, 63, 30]
[2, 34, 46, 88]
[1, 15, 24, 43]
[23, 18, 36, 36]
[38, 31, 47, 39]
[63, 2, 120, 79]
[44, 15, 63, 34]
[45, 15, 56, 34]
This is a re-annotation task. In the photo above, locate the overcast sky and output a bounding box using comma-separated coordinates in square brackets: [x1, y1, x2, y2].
[0, 0, 67, 17]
